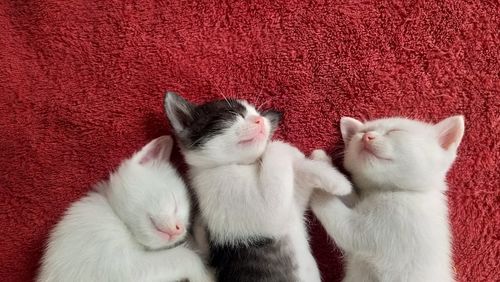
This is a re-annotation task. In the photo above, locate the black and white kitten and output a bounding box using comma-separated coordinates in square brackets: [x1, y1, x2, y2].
[165, 92, 351, 282]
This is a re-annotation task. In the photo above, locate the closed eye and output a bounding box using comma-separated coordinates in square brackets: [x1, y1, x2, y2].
[386, 129, 403, 134]
[230, 111, 245, 118]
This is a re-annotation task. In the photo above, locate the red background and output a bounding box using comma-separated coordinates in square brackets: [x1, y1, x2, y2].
[0, 1, 498, 281]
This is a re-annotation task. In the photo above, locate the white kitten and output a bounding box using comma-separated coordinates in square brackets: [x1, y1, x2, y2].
[165, 93, 351, 282]
[311, 116, 464, 282]
[38, 136, 213, 282]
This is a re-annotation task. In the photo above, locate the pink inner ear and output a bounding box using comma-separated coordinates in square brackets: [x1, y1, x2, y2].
[436, 116, 464, 150]
[340, 117, 363, 142]
[139, 143, 162, 165]
[137, 136, 174, 165]
[439, 127, 460, 150]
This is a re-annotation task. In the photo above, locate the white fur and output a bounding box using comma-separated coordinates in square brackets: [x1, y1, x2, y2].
[293, 149, 353, 281]
[178, 102, 352, 282]
[38, 136, 213, 282]
[311, 116, 465, 282]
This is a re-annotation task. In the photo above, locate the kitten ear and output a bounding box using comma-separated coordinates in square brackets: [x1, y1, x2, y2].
[340, 117, 363, 143]
[434, 115, 465, 150]
[136, 135, 174, 165]
[262, 110, 282, 132]
[164, 92, 195, 134]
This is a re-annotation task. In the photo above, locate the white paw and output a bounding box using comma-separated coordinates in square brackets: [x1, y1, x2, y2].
[322, 170, 353, 196]
[334, 177, 353, 196]
[311, 149, 332, 164]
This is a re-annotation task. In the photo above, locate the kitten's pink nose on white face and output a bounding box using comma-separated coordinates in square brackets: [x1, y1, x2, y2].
[362, 132, 376, 144]
[162, 223, 184, 239]
[250, 115, 264, 125]
[249, 115, 265, 133]
[170, 223, 184, 236]
[153, 219, 184, 239]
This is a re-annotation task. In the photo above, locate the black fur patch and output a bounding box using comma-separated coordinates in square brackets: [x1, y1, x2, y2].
[209, 237, 298, 282]
[165, 92, 247, 149]
[185, 99, 246, 148]
[261, 110, 283, 133]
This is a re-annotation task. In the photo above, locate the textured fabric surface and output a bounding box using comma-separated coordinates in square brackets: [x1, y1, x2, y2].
[0, 1, 498, 281]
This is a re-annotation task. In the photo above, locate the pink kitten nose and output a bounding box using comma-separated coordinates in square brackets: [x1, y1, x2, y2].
[362, 132, 376, 143]
[250, 116, 264, 125]
[169, 223, 184, 236]
[153, 218, 184, 239]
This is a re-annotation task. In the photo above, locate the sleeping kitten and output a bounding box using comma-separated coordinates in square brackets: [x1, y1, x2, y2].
[38, 136, 213, 282]
[165, 92, 351, 282]
[311, 116, 465, 282]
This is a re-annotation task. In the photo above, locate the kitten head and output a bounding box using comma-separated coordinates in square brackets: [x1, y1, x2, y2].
[164, 92, 282, 167]
[340, 116, 465, 191]
[105, 136, 191, 250]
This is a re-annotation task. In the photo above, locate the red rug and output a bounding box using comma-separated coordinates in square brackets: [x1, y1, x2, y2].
[0, 1, 498, 281]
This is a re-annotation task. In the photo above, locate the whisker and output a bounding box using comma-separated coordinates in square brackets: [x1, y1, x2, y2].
[330, 149, 346, 160]
[212, 83, 231, 107]
[254, 85, 265, 106]
[257, 98, 272, 111]
[219, 91, 231, 107]
[254, 92, 261, 109]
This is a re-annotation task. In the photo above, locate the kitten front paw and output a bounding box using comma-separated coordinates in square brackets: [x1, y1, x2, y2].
[311, 149, 332, 164]
[332, 174, 353, 196]
[320, 167, 353, 196]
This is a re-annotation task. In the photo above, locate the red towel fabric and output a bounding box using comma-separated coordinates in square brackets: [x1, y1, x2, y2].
[0, 1, 498, 281]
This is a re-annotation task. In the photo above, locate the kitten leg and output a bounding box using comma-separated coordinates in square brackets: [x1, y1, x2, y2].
[309, 149, 358, 205]
[310, 149, 332, 164]
[139, 246, 214, 282]
[258, 141, 295, 213]
[310, 191, 376, 254]
[295, 158, 352, 196]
